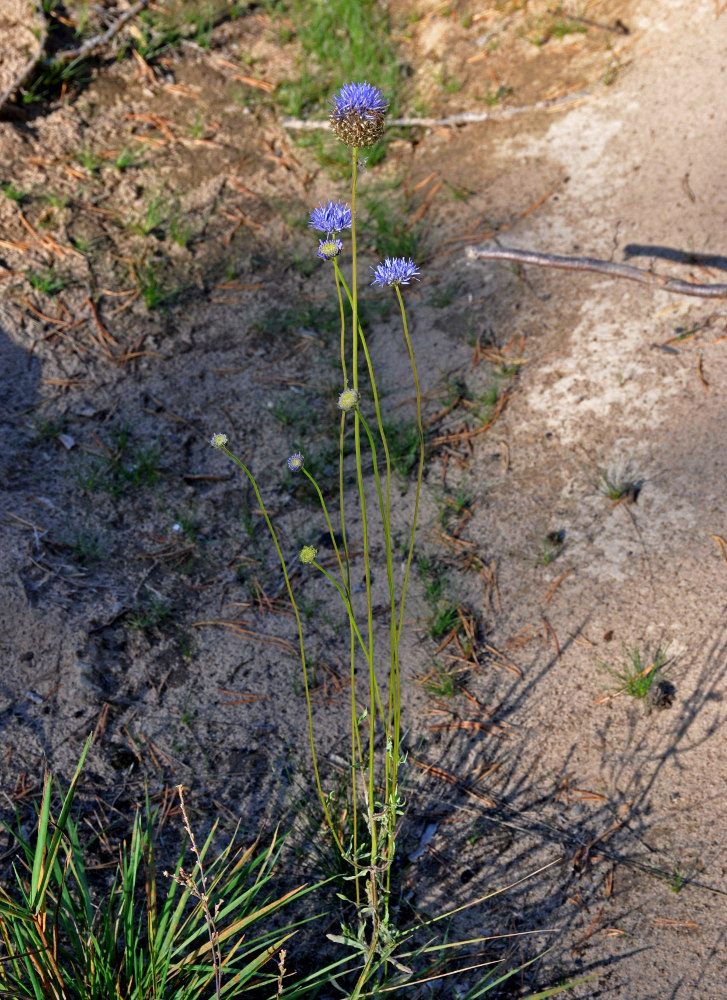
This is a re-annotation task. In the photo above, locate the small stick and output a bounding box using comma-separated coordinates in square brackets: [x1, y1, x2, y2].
[49, 0, 151, 64]
[542, 569, 574, 606]
[282, 90, 591, 132]
[466, 242, 727, 299]
[0, 6, 47, 111]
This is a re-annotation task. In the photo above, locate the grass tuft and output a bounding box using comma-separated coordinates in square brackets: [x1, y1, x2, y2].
[601, 644, 669, 701]
[0, 740, 326, 1000]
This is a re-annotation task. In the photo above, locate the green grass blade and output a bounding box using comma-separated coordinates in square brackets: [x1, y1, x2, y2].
[30, 733, 93, 912]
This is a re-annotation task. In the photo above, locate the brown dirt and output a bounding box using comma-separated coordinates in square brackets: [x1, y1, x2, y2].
[2, 0, 727, 995]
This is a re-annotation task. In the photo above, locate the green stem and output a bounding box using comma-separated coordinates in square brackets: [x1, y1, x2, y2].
[335, 262, 348, 389]
[302, 467, 349, 594]
[314, 563, 373, 666]
[334, 262, 399, 819]
[394, 284, 424, 643]
[220, 446, 342, 853]
[349, 147, 377, 873]
[391, 284, 424, 868]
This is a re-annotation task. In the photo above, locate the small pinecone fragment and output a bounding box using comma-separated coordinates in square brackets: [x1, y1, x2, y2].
[329, 110, 386, 147]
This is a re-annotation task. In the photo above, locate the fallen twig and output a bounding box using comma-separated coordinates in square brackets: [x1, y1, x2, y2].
[49, 0, 151, 64]
[465, 242, 727, 299]
[282, 91, 591, 132]
[0, 5, 47, 111]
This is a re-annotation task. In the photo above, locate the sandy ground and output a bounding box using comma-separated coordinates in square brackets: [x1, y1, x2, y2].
[1, 0, 727, 996]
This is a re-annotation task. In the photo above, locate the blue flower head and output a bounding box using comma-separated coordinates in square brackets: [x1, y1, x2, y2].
[329, 81, 388, 147]
[317, 238, 343, 261]
[287, 452, 304, 472]
[308, 200, 352, 236]
[370, 257, 421, 288]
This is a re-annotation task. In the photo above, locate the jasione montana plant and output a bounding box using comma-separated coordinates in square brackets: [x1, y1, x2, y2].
[211, 80, 424, 997]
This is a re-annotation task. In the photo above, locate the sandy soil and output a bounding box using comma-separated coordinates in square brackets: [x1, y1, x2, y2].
[1, 0, 727, 996]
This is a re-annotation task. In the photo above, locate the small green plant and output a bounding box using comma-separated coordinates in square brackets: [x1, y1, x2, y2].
[123, 441, 162, 488]
[596, 461, 643, 503]
[113, 146, 144, 171]
[667, 862, 685, 893]
[0, 180, 28, 203]
[363, 193, 424, 261]
[601, 644, 669, 701]
[137, 192, 168, 236]
[134, 262, 173, 310]
[381, 417, 421, 477]
[550, 9, 587, 39]
[40, 188, 71, 210]
[428, 282, 458, 308]
[31, 414, 67, 440]
[429, 600, 459, 641]
[484, 83, 514, 106]
[25, 267, 66, 295]
[21, 56, 92, 103]
[169, 200, 197, 247]
[132, 9, 186, 59]
[541, 529, 564, 565]
[438, 68, 464, 93]
[128, 591, 176, 632]
[74, 145, 103, 175]
[66, 526, 103, 566]
[76, 425, 161, 495]
[424, 661, 458, 697]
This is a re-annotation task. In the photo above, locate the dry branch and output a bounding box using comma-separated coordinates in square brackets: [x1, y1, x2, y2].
[0, 4, 47, 112]
[465, 242, 727, 299]
[47, 0, 151, 64]
[0, 0, 150, 111]
[282, 91, 590, 133]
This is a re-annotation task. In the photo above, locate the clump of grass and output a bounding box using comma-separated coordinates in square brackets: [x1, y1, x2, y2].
[271, 0, 404, 170]
[272, 0, 401, 119]
[75, 424, 162, 495]
[1, 180, 29, 203]
[542, 528, 565, 565]
[31, 414, 67, 441]
[381, 417, 421, 478]
[667, 862, 686, 893]
[75, 146, 103, 175]
[25, 267, 66, 295]
[601, 644, 669, 701]
[596, 461, 643, 503]
[133, 261, 175, 310]
[423, 660, 458, 697]
[128, 591, 176, 632]
[0, 738, 326, 1000]
[21, 56, 93, 104]
[66, 526, 103, 566]
[416, 554, 461, 640]
[113, 146, 144, 171]
[363, 193, 425, 262]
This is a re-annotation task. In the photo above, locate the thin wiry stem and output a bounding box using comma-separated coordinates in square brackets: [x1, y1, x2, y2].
[219, 446, 342, 854]
[302, 467, 349, 593]
[348, 148, 377, 874]
[333, 265, 399, 822]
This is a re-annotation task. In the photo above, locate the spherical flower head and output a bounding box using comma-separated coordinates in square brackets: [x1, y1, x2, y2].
[317, 238, 343, 261]
[299, 545, 317, 564]
[370, 257, 421, 288]
[329, 81, 388, 147]
[287, 452, 304, 472]
[338, 388, 360, 412]
[210, 432, 228, 449]
[308, 200, 352, 235]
